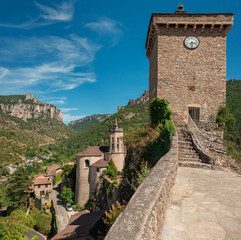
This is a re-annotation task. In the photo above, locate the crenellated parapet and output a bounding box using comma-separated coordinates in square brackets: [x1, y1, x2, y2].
[146, 13, 233, 58]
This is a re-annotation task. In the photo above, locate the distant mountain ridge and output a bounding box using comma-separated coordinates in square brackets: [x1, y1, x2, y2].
[0, 93, 63, 122]
[69, 114, 112, 132]
[118, 90, 149, 111]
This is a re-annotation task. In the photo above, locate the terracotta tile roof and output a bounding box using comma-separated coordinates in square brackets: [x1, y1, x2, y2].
[34, 173, 46, 179]
[48, 164, 60, 171]
[64, 162, 75, 166]
[51, 209, 106, 240]
[76, 146, 105, 157]
[91, 159, 109, 168]
[47, 169, 56, 176]
[34, 175, 51, 185]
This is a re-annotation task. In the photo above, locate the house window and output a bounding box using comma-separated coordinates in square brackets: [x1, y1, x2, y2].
[188, 86, 195, 91]
[45, 184, 48, 188]
[40, 191, 45, 196]
[97, 168, 100, 173]
[38, 185, 40, 188]
[84, 160, 90, 168]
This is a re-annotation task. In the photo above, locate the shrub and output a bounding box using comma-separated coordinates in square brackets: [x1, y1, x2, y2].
[60, 187, 74, 204]
[150, 98, 172, 127]
[216, 106, 236, 129]
[102, 201, 126, 229]
[103, 167, 118, 180]
[109, 158, 118, 175]
[30, 207, 52, 235]
[136, 161, 150, 185]
[150, 98, 176, 140]
[103, 159, 118, 180]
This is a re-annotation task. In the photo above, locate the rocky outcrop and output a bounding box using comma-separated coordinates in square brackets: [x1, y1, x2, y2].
[118, 90, 149, 111]
[0, 93, 63, 122]
[68, 114, 111, 127]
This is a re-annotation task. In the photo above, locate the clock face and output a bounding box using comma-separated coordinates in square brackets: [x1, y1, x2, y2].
[184, 36, 200, 49]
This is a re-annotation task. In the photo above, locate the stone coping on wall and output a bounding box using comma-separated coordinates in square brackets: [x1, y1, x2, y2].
[187, 115, 214, 164]
[187, 115, 241, 174]
[105, 134, 178, 240]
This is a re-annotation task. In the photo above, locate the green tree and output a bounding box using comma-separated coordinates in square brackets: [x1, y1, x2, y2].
[150, 98, 172, 127]
[26, 162, 45, 176]
[109, 158, 118, 175]
[6, 167, 32, 212]
[60, 187, 74, 204]
[216, 106, 236, 130]
[0, 165, 10, 177]
[61, 164, 74, 176]
[0, 209, 35, 240]
[150, 98, 176, 139]
[102, 201, 125, 229]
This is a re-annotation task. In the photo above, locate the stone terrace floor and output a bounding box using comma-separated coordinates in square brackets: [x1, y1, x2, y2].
[159, 167, 241, 240]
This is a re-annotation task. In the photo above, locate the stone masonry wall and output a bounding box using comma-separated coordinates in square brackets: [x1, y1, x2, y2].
[149, 38, 158, 101]
[157, 28, 226, 124]
[147, 13, 233, 125]
[105, 134, 178, 240]
[75, 155, 102, 206]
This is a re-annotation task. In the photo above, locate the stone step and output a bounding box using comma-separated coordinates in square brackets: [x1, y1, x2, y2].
[179, 153, 199, 158]
[178, 140, 192, 144]
[179, 157, 200, 162]
[178, 161, 212, 169]
[178, 146, 195, 151]
[178, 143, 193, 148]
[178, 137, 192, 142]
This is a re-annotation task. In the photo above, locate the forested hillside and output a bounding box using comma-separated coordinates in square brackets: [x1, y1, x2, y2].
[69, 114, 111, 132]
[49, 103, 149, 159]
[225, 79, 241, 162]
[0, 112, 75, 163]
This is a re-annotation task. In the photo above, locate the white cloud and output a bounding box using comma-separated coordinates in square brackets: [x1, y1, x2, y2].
[0, 1, 75, 29]
[63, 113, 85, 123]
[85, 17, 123, 47]
[61, 108, 79, 112]
[35, 1, 74, 21]
[0, 35, 101, 94]
[48, 100, 66, 105]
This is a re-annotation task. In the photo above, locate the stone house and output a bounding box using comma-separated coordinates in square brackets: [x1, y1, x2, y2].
[46, 164, 63, 177]
[75, 120, 125, 206]
[33, 174, 52, 197]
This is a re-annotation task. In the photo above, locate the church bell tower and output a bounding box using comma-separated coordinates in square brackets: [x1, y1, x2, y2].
[108, 119, 125, 171]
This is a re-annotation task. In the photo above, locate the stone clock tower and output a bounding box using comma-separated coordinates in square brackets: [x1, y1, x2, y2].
[146, 4, 233, 125]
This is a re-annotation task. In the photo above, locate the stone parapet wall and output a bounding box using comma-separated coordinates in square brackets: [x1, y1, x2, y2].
[187, 115, 241, 174]
[187, 115, 214, 164]
[105, 134, 178, 240]
[188, 115, 226, 156]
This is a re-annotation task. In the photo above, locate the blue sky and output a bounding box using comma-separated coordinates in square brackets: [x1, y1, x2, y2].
[0, 0, 240, 123]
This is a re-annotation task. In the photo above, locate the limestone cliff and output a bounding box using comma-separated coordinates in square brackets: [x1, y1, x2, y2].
[118, 90, 149, 111]
[0, 93, 63, 122]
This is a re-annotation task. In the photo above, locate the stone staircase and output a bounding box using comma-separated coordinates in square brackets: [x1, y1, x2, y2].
[178, 128, 212, 169]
